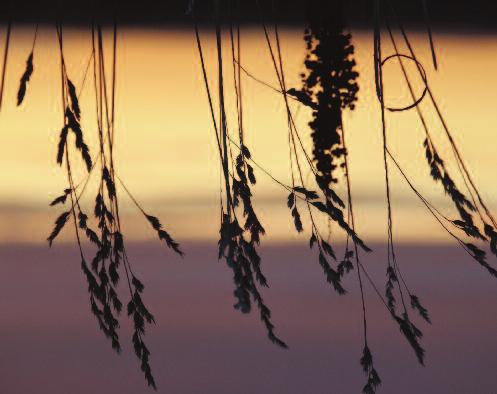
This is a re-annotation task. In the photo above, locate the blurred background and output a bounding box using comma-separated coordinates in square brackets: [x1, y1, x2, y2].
[1, 2, 497, 393]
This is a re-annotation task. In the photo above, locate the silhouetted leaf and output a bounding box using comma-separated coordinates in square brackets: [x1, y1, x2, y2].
[293, 186, 319, 200]
[360, 345, 372, 372]
[241, 144, 251, 159]
[146, 215, 161, 231]
[67, 78, 81, 119]
[291, 206, 303, 232]
[394, 313, 425, 365]
[47, 211, 70, 246]
[410, 295, 431, 323]
[132, 276, 145, 293]
[49, 188, 71, 206]
[17, 52, 33, 106]
[102, 167, 116, 200]
[56, 126, 69, 165]
[321, 240, 336, 260]
[318, 252, 345, 295]
[247, 164, 256, 185]
[158, 229, 183, 256]
[309, 233, 317, 249]
[287, 192, 295, 208]
[286, 87, 317, 109]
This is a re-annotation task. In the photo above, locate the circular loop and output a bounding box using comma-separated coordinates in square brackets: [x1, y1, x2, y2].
[380, 53, 428, 112]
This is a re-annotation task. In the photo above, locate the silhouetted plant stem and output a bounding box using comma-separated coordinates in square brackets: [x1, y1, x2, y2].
[341, 123, 382, 392]
[374, 0, 428, 368]
[421, 0, 437, 70]
[0, 20, 11, 110]
[10, 2, 496, 392]
[46, 18, 186, 390]
[384, 2, 497, 271]
[192, 1, 287, 348]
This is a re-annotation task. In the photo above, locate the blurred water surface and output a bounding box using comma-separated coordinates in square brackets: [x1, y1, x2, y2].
[1, 242, 497, 393]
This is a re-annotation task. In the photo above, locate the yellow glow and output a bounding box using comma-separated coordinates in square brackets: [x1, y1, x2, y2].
[0, 27, 496, 244]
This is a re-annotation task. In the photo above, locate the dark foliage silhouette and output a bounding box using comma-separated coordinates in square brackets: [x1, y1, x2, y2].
[194, 3, 287, 348]
[44, 19, 182, 389]
[0, 0, 496, 392]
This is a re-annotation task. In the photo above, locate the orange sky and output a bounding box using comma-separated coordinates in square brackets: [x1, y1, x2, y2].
[0, 27, 496, 244]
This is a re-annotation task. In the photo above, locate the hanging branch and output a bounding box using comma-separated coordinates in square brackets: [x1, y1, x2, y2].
[222, 4, 438, 387]
[287, 0, 358, 194]
[16, 1, 497, 393]
[384, 1, 497, 271]
[255, 1, 372, 304]
[193, 1, 287, 348]
[374, 0, 427, 368]
[47, 17, 182, 390]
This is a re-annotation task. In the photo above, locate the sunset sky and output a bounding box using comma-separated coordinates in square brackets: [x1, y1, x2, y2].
[1, 21, 497, 394]
[0, 27, 496, 244]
